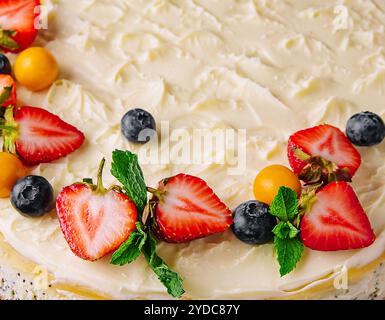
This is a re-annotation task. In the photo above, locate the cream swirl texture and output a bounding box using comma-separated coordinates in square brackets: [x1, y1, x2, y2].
[0, 0, 385, 299]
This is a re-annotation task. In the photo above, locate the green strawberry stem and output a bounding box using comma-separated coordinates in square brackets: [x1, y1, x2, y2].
[292, 147, 311, 161]
[95, 158, 107, 193]
[0, 86, 12, 105]
[146, 186, 163, 200]
[85, 158, 123, 194]
[0, 29, 19, 51]
[0, 124, 17, 132]
[294, 147, 352, 185]
[1, 107, 18, 154]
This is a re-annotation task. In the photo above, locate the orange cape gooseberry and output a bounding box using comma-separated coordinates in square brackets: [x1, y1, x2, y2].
[0, 152, 28, 198]
[253, 164, 301, 205]
[14, 47, 59, 92]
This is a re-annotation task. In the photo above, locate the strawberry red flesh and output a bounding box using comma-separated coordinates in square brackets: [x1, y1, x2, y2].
[13, 106, 85, 165]
[300, 181, 375, 251]
[57, 184, 137, 261]
[288, 124, 361, 177]
[0, 0, 40, 53]
[56, 158, 138, 261]
[0, 74, 16, 107]
[153, 174, 233, 243]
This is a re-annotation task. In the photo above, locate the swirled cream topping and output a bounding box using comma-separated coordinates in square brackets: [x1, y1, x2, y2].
[1, 0, 385, 299]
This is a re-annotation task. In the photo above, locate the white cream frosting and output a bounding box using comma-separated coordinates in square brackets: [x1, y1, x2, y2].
[1, 0, 385, 299]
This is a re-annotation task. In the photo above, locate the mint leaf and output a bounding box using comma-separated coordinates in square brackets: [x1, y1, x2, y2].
[111, 232, 144, 266]
[142, 232, 185, 298]
[110, 150, 185, 298]
[273, 221, 299, 239]
[272, 222, 288, 239]
[287, 222, 300, 239]
[270, 187, 303, 276]
[111, 223, 185, 297]
[111, 222, 147, 266]
[111, 150, 147, 214]
[274, 236, 303, 277]
[270, 186, 298, 221]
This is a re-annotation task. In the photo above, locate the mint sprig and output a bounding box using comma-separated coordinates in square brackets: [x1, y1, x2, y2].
[111, 222, 147, 266]
[274, 236, 303, 277]
[142, 231, 185, 298]
[273, 221, 300, 239]
[110, 150, 185, 298]
[111, 150, 147, 215]
[270, 186, 298, 222]
[270, 186, 303, 277]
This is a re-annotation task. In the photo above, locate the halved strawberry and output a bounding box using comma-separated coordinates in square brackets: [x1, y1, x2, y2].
[0, 74, 16, 107]
[0, 0, 40, 53]
[149, 174, 233, 243]
[56, 159, 137, 261]
[1, 106, 85, 165]
[288, 124, 361, 183]
[300, 181, 375, 251]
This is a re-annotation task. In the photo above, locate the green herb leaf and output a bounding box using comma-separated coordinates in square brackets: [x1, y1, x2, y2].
[0, 29, 19, 51]
[82, 178, 94, 184]
[273, 221, 287, 239]
[111, 222, 147, 266]
[270, 186, 298, 222]
[110, 149, 184, 298]
[287, 222, 300, 239]
[273, 221, 299, 239]
[274, 235, 303, 277]
[111, 150, 147, 214]
[111, 226, 185, 297]
[270, 187, 304, 276]
[142, 232, 185, 298]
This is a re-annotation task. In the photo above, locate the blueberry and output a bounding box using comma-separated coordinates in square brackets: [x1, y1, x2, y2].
[0, 54, 11, 75]
[121, 108, 156, 143]
[11, 176, 54, 218]
[346, 111, 385, 147]
[231, 200, 276, 245]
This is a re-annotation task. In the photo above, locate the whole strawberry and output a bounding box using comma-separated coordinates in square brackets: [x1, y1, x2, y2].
[148, 174, 233, 243]
[56, 159, 137, 261]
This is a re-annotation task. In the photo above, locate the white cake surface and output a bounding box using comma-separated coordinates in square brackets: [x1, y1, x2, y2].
[1, 0, 385, 299]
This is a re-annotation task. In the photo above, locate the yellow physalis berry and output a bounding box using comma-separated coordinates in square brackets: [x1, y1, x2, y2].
[14, 47, 59, 92]
[0, 152, 28, 198]
[253, 165, 301, 205]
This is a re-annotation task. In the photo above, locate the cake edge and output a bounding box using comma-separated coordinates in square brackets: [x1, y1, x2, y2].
[1, 232, 384, 300]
